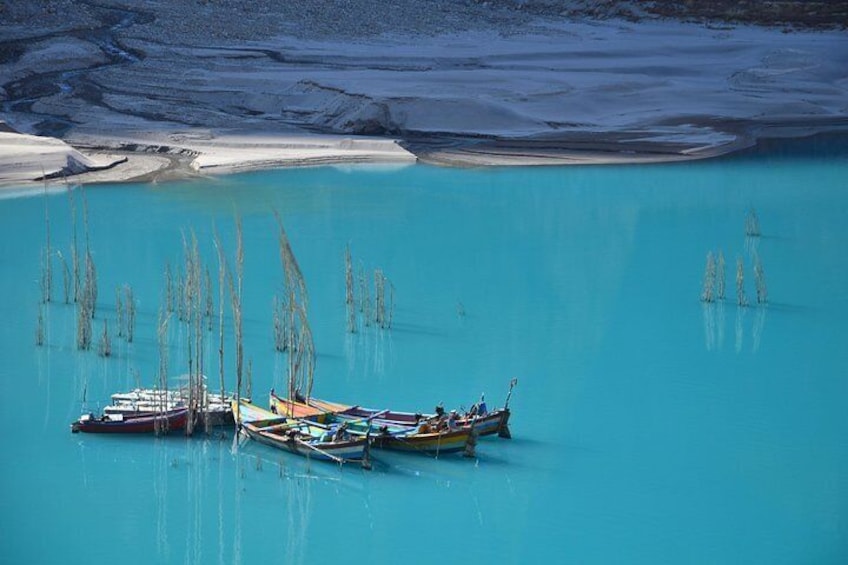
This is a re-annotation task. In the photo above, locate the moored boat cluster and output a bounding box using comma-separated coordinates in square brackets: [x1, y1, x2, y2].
[70, 379, 517, 471]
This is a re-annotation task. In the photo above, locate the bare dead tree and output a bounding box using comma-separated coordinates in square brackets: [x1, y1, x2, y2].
[212, 229, 228, 405]
[57, 251, 71, 304]
[125, 285, 136, 343]
[700, 251, 715, 303]
[736, 257, 748, 307]
[745, 208, 761, 237]
[344, 244, 356, 333]
[753, 252, 768, 305]
[116, 286, 125, 338]
[165, 262, 174, 313]
[42, 182, 52, 303]
[97, 319, 111, 358]
[716, 250, 726, 301]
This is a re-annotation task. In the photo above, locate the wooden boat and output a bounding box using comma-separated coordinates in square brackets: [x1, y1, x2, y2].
[70, 408, 189, 434]
[269, 391, 477, 456]
[270, 378, 516, 441]
[234, 399, 371, 467]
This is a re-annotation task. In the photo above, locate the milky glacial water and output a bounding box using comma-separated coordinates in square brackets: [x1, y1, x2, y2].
[1, 142, 847, 564]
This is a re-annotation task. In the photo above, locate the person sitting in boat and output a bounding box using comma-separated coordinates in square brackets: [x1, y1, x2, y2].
[447, 410, 459, 430]
[333, 422, 348, 442]
[477, 394, 488, 416]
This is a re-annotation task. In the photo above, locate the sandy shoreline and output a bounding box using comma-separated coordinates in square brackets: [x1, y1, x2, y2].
[2, 116, 845, 193]
[1, 2, 847, 192]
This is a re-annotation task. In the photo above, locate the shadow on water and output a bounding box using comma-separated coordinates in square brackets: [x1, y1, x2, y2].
[387, 322, 448, 338]
[370, 450, 484, 479]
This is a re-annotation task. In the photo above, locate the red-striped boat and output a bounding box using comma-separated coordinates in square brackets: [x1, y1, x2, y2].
[70, 408, 189, 434]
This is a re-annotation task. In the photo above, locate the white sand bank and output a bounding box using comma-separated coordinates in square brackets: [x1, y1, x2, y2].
[0, 127, 415, 192]
[0, 131, 128, 188]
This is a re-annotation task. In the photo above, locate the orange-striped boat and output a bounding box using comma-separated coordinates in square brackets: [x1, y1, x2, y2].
[269, 391, 478, 456]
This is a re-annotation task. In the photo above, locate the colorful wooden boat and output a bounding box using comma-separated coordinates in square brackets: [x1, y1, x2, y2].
[234, 399, 371, 467]
[70, 408, 189, 434]
[269, 391, 477, 456]
[270, 378, 516, 440]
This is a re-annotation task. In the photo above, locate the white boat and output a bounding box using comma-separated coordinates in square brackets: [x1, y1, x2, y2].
[103, 377, 237, 426]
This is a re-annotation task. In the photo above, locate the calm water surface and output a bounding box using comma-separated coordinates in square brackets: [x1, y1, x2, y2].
[1, 143, 847, 564]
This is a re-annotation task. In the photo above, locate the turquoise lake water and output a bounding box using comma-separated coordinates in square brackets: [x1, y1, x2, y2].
[1, 141, 847, 564]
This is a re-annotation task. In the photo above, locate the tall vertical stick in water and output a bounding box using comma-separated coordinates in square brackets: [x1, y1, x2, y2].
[58, 251, 70, 304]
[288, 303, 315, 401]
[225, 217, 245, 406]
[716, 250, 726, 301]
[81, 187, 97, 318]
[42, 180, 52, 303]
[358, 263, 371, 327]
[39, 246, 50, 305]
[736, 257, 747, 307]
[246, 359, 253, 402]
[36, 304, 45, 346]
[374, 269, 385, 328]
[180, 230, 205, 436]
[272, 295, 288, 352]
[235, 218, 244, 404]
[300, 307, 315, 399]
[190, 232, 205, 433]
[179, 231, 193, 426]
[344, 244, 356, 333]
[165, 262, 174, 313]
[116, 286, 125, 338]
[156, 305, 170, 433]
[75, 298, 92, 350]
[273, 210, 310, 400]
[84, 250, 98, 319]
[700, 251, 715, 303]
[97, 319, 111, 358]
[125, 285, 136, 343]
[745, 208, 761, 237]
[371, 269, 394, 329]
[213, 230, 227, 405]
[67, 185, 81, 303]
[205, 266, 213, 332]
[753, 253, 768, 305]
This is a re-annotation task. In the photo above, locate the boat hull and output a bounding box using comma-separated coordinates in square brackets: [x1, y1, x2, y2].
[241, 424, 367, 462]
[104, 405, 234, 427]
[70, 409, 189, 434]
[368, 427, 471, 454]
